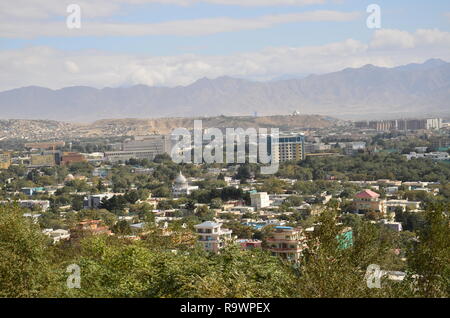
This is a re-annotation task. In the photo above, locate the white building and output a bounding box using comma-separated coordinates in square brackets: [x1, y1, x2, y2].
[43, 229, 71, 244]
[250, 192, 271, 209]
[194, 221, 233, 253]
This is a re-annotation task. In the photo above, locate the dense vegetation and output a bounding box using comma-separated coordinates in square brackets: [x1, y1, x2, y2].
[0, 203, 448, 298]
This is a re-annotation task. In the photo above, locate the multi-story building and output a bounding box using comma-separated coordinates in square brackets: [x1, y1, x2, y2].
[104, 135, 172, 163]
[0, 152, 11, 169]
[353, 189, 387, 215]
[250, 192, 270, 209]
[30, 153, 57, 167]
[268, 134, 305, 163]
[60, 152, 86, 165]
[266, 226, 306, 262]
[194, 221, 233, 253]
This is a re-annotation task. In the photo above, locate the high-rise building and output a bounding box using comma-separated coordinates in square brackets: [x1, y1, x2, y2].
[268, 134, 305, 163]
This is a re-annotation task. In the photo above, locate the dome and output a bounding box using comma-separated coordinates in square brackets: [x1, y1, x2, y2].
[174, 172, 187, 184]
[65, 174, 75, 181]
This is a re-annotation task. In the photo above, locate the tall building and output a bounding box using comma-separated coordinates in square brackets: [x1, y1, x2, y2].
[268, 134, 305, 163]
[194, 221, 233, 253]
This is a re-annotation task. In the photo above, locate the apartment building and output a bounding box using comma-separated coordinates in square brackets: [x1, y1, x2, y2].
[266, 226, 306, 262]
[267, 133, 305, 163]
[194, 221, 233, 253]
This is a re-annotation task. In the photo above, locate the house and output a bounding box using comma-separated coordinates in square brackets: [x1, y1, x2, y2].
[353, 189, 387, 215]
[194, 221, 233, 253]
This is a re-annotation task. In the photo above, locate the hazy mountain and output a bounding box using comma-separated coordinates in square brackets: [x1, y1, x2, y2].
[0, 59, 449, 122]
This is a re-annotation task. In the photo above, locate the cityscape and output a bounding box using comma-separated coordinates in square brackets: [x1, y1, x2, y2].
[0, 0, 449, 309]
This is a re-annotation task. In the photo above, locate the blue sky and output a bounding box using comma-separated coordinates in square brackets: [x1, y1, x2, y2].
[0, 0, 449, 90]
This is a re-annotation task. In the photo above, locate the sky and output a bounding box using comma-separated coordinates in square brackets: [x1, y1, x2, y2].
[0, 0, 450, 91]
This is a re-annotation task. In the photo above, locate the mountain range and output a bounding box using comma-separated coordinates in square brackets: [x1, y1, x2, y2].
[0, 59, 449, 122]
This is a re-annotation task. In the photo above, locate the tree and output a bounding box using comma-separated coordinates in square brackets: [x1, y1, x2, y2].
[0, 205, 56, 297]
[406, 203, 450, 297]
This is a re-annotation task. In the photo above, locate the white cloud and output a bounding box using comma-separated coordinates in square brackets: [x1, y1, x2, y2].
[370, 28, 450, 50]
[0, 0, 332, 21]
[0, 10, 361, 38]
[1, 29, 449, 92]
[370, 29, 416, 49]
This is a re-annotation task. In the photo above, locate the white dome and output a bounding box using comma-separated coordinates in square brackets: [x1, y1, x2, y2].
[175, 172, 187, 184]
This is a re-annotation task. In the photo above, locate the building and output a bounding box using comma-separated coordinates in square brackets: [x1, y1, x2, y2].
[21, 187, 45, 196]
[386, 200, 421, 213]
[250, 192, 270, 209]
[25, 141, 65, 150]
[405, 152, 450, 162]
[60, 152, 86, 165]
[194, 221, 233, 253]
[172, 172, 199, 197]
[83, 193, 115, 209]
[266, 226, 306, 262]
[43, 229, 71, 244]
[105, 135, 172, 163]
[380, 220, 403, 232]
[353, 189, 387, 215]
[277, 134, 305, 162]
[123, 135, 172, 153]
[237, 239, 262, 250]
[268, 133, 305, 163]
[0, 152, 11, 169]
[1, 200, 50, 212]
[71, 220, 112, 238]
[30, 153, 56, 167]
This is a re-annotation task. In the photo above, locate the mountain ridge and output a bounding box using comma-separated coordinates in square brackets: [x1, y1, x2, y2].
[1, 59, 449, 122]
